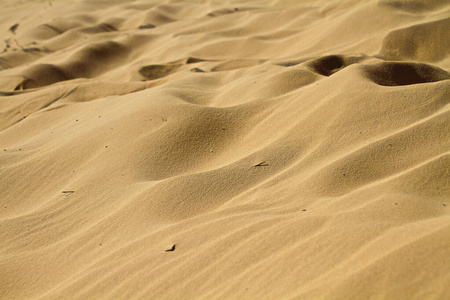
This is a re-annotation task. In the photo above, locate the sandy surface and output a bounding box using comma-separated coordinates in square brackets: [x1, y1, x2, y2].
[1, 0, 449, 299]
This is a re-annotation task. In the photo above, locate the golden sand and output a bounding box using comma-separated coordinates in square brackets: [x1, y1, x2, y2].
[1, 0, 449, 299]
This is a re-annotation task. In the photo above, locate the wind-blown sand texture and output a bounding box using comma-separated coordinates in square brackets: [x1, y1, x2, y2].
[1, 0, 450, 299]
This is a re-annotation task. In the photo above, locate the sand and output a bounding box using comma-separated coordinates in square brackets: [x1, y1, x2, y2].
[1, 0, 449, 299]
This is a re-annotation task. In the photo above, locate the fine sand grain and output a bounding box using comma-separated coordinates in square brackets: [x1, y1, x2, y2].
[1, 0, 449, 299]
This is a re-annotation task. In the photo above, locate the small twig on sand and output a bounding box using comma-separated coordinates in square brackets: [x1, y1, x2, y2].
[253, 161, 269, 167]
[13, 39, 24, 50]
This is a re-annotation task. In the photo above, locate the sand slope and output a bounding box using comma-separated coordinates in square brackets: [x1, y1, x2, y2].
[1, 0, 450, 299]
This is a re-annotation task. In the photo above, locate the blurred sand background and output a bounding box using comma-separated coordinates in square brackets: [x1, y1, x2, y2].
[1, 0, 449, 299]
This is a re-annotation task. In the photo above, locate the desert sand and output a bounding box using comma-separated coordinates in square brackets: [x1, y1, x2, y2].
[1, 0, 449, 299]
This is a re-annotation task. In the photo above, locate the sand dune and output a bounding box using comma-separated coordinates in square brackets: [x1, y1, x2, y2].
[1, 0, 449, 299]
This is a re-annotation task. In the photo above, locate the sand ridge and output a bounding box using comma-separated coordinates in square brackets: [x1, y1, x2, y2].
[1, 0, 450, 299]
